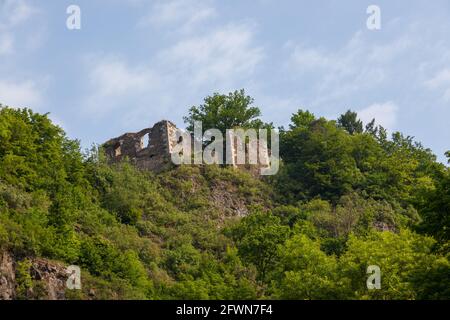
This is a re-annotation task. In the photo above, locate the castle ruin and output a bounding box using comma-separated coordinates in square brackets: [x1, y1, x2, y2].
[103, 120, 275, 175]
[103, 120, 179, 172]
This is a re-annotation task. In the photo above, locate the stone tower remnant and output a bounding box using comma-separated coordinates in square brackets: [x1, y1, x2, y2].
[103, 120, 178, 172]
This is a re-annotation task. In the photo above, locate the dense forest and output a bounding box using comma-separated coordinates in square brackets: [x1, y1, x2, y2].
[0, 90, 449, 300]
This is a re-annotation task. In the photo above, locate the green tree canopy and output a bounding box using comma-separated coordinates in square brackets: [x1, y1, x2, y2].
[337, 110, 363, 135]
[227, 212, 289, 281]
[183, 89, 271, 135]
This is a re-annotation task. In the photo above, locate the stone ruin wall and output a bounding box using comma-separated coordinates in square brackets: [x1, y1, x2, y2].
[103, 120, 178, 172]
[103, 120, 271, 175]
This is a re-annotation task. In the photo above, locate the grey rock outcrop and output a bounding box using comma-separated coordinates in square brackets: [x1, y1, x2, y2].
[0, 251, 69, 300]
[0, 251, 15, 299]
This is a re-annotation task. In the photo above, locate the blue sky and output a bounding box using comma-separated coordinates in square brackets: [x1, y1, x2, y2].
[0, 0, 449, 162]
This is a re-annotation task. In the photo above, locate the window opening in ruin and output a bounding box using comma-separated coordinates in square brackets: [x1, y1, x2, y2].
[115, 145, 121, 157]
[141, 134, 150, 149]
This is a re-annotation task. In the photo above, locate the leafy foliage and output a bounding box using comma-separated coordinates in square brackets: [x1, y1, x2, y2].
[183, 89, 272, 136]
[0, 98, 448, 300]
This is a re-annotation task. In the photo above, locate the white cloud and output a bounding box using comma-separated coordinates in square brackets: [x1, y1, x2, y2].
[84, 56, 161, 116]
[0, 0, 39, 56]
[424, 68, 450, 102]
[0, 80, 42, 107]
[139, 0, 216, 33]
[82, 21, 264, 126]
[0, 33, 13, 55]
[82, 0, 263, 123]
[0, 0, 36, 29]
[286, 31, 394, 106]
[283, 15, 450, 136]
[358, 102, 398, 131]
[88, 57, 156, 97]
[0, 2, 46, 111]
[425, 69, 450, 88]
[47, 113, 66, 130]
[288, 32, 363, 74]
[368, 37, 413, 63]
[159, 23, 263, 86]
[289, 46, 332, 71]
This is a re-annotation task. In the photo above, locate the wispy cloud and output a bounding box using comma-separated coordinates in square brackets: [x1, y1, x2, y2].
[0, 0, 36, 29]
[358, 101, 398, 131]
[0, 79, 42, 107]
[424, 68, 450, 102]
[139, 0, 216, 33]
[83, 19, 263, 125]
[288, 45, 333, 71]
[83, 55, 161, 117]
[0, 0, 39, 55]
[159, 23, 263, 87]
[286, 31, 403, 105]
[0, 0, 47, 111]
[89, 57, 155, 97]
[0, 32, 13, 55]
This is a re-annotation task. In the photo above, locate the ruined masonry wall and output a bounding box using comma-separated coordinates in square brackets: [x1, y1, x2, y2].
[104, 120, 271, 175]
[103, 120, 178, 172]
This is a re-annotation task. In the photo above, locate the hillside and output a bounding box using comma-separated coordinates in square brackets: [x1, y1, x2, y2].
[0, 98, 449, 300]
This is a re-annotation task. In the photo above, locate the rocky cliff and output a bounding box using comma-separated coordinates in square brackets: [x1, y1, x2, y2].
[0, 252, 68, 300]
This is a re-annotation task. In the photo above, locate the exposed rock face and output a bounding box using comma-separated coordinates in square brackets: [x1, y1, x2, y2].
[373, 221, 396, 232]
[0, 252, 15, 300]
[103, 120, 178, 172]
[0, 252, 69, 300]
[30, 258, 68, 300]
[210, 180, 250, 218]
